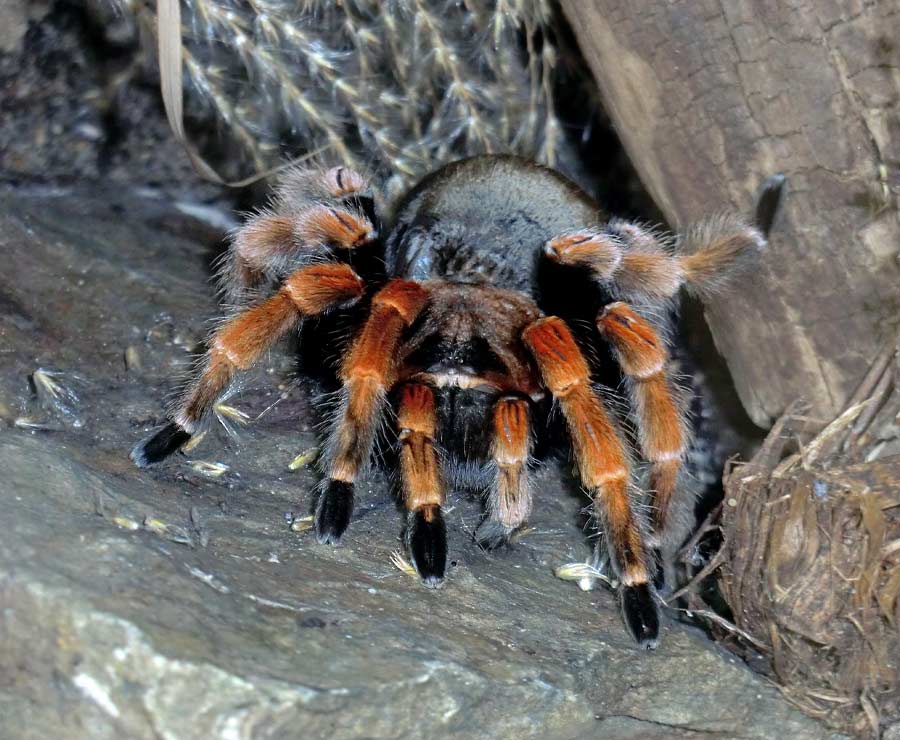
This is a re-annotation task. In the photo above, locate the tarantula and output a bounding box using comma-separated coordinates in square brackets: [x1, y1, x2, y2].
[132, 155, 782, 648]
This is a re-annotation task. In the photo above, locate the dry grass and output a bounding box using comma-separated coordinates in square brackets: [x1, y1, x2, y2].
[718, 338, 900, 737]
[117, 0, 568, 188]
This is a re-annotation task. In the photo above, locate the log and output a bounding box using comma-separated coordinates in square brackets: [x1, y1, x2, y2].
[561, 0, 899, 426]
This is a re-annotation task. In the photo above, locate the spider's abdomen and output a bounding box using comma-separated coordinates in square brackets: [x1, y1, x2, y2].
[384, 155, 600, 293]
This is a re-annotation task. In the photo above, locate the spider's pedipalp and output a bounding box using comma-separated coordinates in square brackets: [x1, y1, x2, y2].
[522, 316, 660, 647]
[226, 210, 297, 298]
[131, 262, 364, 467]
[396, 383, 446, 586]
[475, 395, 533, 549]
[317, 280, 430, 545]
[407, 505, 447, 588]
[597, 302, 688, 549]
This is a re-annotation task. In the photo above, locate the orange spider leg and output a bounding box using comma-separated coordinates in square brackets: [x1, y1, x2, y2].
[544, 231, 624, 280]
[131, 262, 364, 467]
[229, 205, 376, 295]
[316, 280, 430, 544]
[226, 164, 375, 297]
[544, 215, 765, 300]
[522, 316, 659, 648]
[396, 383, 446, 585]
[475, 396, 533, 548]
[597, 303, 687, 546]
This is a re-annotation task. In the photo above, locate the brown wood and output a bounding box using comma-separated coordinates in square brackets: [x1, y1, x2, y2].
[562, 0, 900, 426]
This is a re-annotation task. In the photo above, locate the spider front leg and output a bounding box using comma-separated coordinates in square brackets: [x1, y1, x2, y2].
[544, 215, 767, 300]
[316, 280, 429, 544]
[474, 395, 533, 549]
[597, 303, 687, 552]
[522, 316, 660, 648]
[131, 262, 365, 466]
[225, 166, 376, 299]
[396, 384, 446, 586]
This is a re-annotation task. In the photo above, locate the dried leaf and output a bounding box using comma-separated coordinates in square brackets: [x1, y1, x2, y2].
[214, 402, 250, 425]
[288, 447, 319, 470]
[290, 515, 314, 533]
[390, 550, 417, 578]
[856, 491, 886, 608]
[124, 346, 142, 371]
[189, 460, 230, 478]
[143, 516, 192, 545]
[554, 560, 616, 590]
[877, 568, 900, 625]
[14, 417, 58, 431]
[31, 368, 83, 425]
[112, 516, 141, 531]
[182, 430, 207, 452]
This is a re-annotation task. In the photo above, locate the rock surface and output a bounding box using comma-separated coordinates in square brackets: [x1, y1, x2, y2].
[0, 187, 838, 738]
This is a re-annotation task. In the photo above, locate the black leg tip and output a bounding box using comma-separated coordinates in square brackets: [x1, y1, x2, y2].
[621, 583, 661, 650]
[755, 173, 787, 237]
[473, 519, 512, 551]
[315, 480, 354, 545]
[131, 422, 190, 467]
[407, 505, 447, 588]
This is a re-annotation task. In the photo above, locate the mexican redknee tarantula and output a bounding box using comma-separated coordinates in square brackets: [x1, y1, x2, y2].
[132, 155, 783, 648]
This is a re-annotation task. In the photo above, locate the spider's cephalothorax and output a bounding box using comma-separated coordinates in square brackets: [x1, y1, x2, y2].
[132, 155, 782, 648]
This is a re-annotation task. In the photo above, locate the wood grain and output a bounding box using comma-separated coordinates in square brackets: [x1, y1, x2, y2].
[562, 0, 900, 426]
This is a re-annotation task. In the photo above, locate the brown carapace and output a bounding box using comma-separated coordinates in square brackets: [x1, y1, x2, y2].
[132, 155, 783, 648]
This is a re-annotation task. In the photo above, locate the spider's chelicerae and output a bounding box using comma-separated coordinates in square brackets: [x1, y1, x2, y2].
[132, 155, 783, 648]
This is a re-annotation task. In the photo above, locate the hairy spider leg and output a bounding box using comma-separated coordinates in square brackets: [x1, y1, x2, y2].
[316, 280, 430, 544]
[228, 204, 376, 297]
[322, 166, 371, 198]
[597, 302, 687, 547]
[543, 215, 766, 300]
[224, 165, 375, 298]
[396, 383, 446, 586]
[522, 316, 660, 649]
[474, 395, 533, 549]
[130, 262, 364, 467]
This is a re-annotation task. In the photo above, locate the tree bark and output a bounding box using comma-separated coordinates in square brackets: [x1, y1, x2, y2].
[562, 0, 899, 426]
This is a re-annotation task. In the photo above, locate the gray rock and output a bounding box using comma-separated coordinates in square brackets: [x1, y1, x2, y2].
[0, 186, 835, 738]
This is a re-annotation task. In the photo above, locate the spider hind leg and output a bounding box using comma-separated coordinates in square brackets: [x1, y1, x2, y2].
[522, 316, 661, 647]
[597, 302, 688, 551]
[622, 583, 661, 650]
